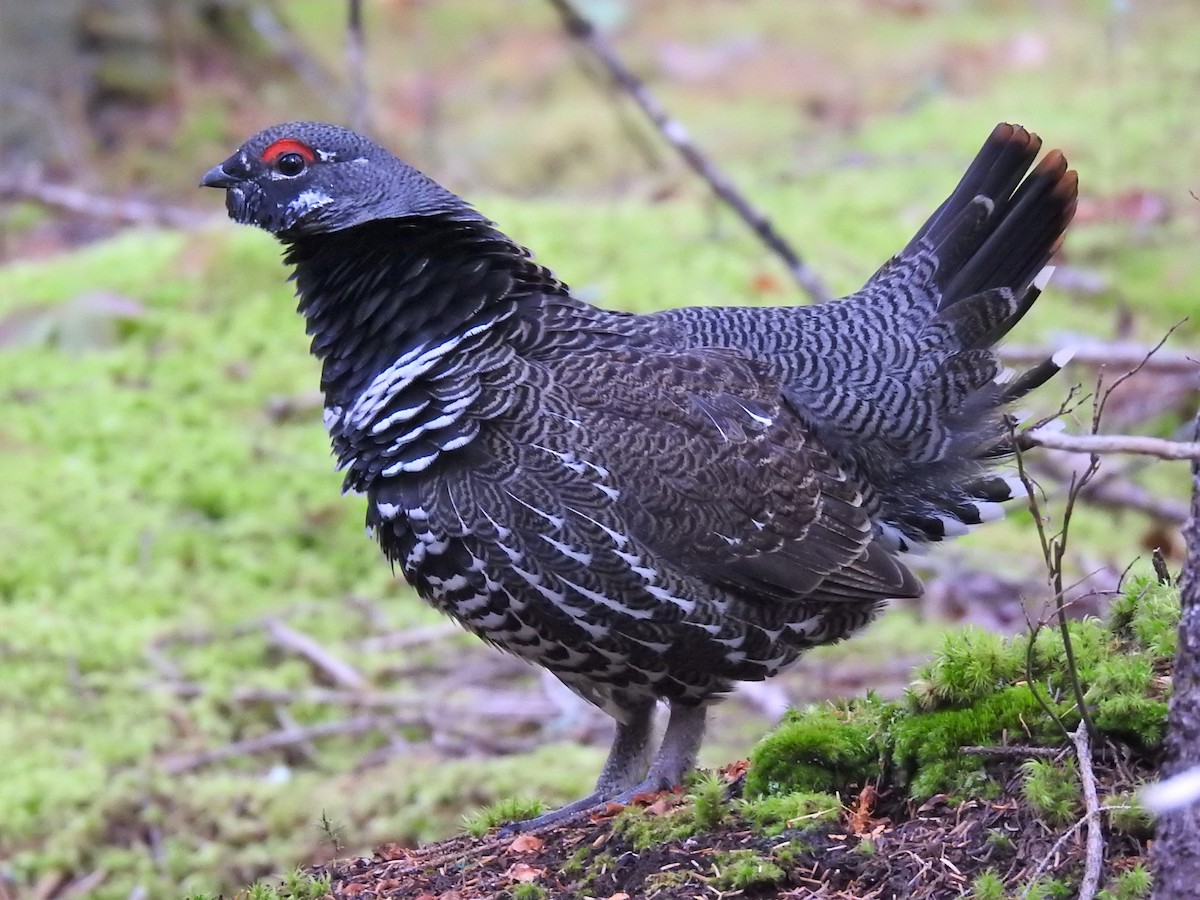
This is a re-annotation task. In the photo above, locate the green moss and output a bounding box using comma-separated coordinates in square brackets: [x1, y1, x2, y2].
[969, 870, 1006, 900]
[461, 797, 546, 837]
[1021, 759, 1081, 827]
[709, 849, 787, 892]
[1097, 864, 1152, 900]
[1025, 877, 1075, 900]
[738, 792, 841, 836]
[643, 870, 695, 894]
[1106, 793, 1154, 838]
[749, 581, 1180, 805]
[244, 870, 331, 900]
[510, 884, 547, 900]
[770, 838, 815, 867]
[745, 703, 882, 797]
[579, 853, 617, 892]
[893, 685, 1065, 799]
[910, 627, 1025, 709]
[688, 771, 730, 830]
[612, 802, 702, 850]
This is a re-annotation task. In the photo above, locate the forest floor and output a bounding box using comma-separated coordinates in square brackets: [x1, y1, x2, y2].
[312, 746, 1154, 899]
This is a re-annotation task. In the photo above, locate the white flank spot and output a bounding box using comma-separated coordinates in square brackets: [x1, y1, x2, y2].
[505, 491, 565, 530]
[737, 403, 774, 427]
[322, 406, 343, 430]
[1001, 475, 1027, 499]
[595, 483, 621, 502]
[480, 508, 512, 540]
[498, 543, 524, 563]
[437, 432, 475, 452]
[348, 336, 464, 429]
[369, 399, 429, 434]
[381, 451, 439, 476]
[565, 506, 630, 548]
[973, 501, 1006, 522]
[938, 516, 971, 538]
[457, 593, 491, 614]
[1051, 346, 1077, 368]
[1034, 264, 1057, 291]
[474, 611, 507, 630]
[560, 577, 655, 620]
[645, 584, 695, 614]
[427, 573, 471, 593]
[511, 565, 543, 587]
[415, 532, 450, 555]
[541, 535, 593, 567]
[375, 501, 400, 520]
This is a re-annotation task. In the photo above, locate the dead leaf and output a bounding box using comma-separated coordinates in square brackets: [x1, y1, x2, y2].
[606, 893, 631, 900]
[508, 833, 544, 853]
[848, 784, 877, 834]
[722, 759, 750, 781]
[504, 862, 543, 883]
[644, 793, 684, 817]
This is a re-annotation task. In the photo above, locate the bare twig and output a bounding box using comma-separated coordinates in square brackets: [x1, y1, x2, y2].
[159, 715, 414, 774]
[544, 0, 829, 302]
[265, 619, 367, 690]
[1073, 724, 1104, 900]
[254, 1, 341, 98]
[347, 0, 370, 133]
[0, 170, 211, 228]
[354, 622, 462, 653]
[960, 745, 1063, 760]
[1002, 340, 1197, 375]
[1031, 450, 1189, 524]
[1023, 429, 1200, 461]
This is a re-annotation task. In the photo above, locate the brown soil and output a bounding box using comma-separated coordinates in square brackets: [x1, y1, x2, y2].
[311, 747, 1153, 899]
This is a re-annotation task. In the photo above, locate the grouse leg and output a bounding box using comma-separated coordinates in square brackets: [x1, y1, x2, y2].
[621, 700, 707, 799]
[503, 696, 657, 833]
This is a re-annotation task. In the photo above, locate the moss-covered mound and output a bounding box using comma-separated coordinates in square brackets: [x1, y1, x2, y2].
[748, 579, 1175, 804]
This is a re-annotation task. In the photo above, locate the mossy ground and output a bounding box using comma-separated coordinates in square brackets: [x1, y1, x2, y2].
[321, 580, 1171, 898]
[1, 1, 1196, 897]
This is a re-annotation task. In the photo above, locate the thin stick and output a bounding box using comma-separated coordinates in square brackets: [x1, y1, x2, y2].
[265, 619, 367, 690]
[1073, 724, 1104, 900]
[544, 0, 829, 303]
[347, 0, 370, 133]
[0, 171, 210, 228]
[1002, 341, 1197, 375]
[960, 745, 1063, 760]
[1023, 430, 1200, 461]
[159, 715, 413, 774]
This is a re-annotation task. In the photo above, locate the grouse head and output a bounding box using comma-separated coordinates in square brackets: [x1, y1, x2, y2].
[200, 121, 479, 237]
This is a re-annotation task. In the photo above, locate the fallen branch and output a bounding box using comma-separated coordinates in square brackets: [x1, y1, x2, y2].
[1073, 723, 1104, 900]
[265, 619, 367, 690]
[960, 745, 1063, 760]
[0, 171, 211, 228]
[1022, 429, 1200, 461]
[346, 0, 370, 133]
[1002, 341, 1197, 375]
[1031, 450, 1190, 524]
[160, 714, 416, 774]
[544, 0, 829, 302]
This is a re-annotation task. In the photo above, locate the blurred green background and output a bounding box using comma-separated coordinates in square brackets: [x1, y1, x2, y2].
[0, 1, 1196, 897]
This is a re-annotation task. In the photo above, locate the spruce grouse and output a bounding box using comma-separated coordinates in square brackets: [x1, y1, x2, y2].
[202, 122, 1077, 827]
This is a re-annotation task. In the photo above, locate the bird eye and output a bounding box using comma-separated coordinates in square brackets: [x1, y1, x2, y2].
[276, 152, 307, 177]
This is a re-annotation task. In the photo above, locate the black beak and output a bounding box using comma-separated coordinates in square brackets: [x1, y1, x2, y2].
[200, 164, 238, 189]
